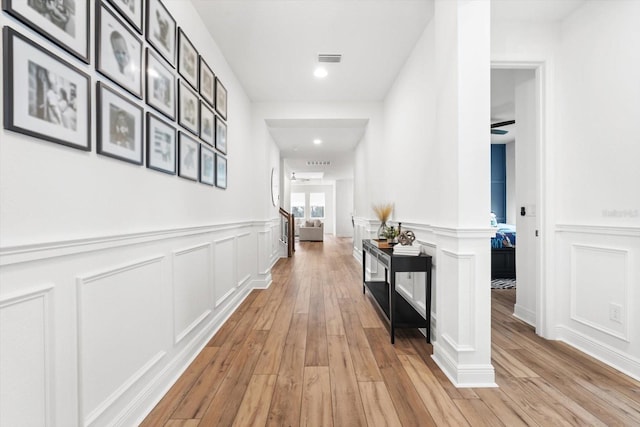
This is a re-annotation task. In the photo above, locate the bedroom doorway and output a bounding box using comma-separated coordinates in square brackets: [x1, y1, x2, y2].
[491, 64, 545, 334]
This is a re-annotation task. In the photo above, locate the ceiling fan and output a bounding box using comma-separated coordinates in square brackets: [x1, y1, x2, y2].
[290, 172, 310, 182]
[491, 120, 515, 135]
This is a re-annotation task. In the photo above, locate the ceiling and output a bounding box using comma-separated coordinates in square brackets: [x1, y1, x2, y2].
[191, 0, 586, 180]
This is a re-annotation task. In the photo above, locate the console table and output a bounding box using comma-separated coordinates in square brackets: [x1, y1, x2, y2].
[362, 239, 432, 344]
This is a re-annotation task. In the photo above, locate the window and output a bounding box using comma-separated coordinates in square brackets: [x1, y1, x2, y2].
[291, 192, 305, 218]
[310, 193, 325, 218]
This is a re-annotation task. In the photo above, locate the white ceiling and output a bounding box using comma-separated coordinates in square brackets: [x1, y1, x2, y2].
[191, 0, 586, 179]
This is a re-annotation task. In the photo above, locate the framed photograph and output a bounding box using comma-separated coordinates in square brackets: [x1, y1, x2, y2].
[97, 1, 143, 98]
[215, 153, 227, 189]
[215, 116, 227, 154]
[178, 28, 198, 90]
[200, 101, 215, 146]
[3, 0, 89, 63]
[96, 82, 143, 165]
[146, 48, 175, 120]
[146, 112, 176, 174]
[3, 27, 91, 151]
[178, 132, 199, 181]
[215, 77, 227, 120]
[107, 0, 143, 33]
[199, 56, 214, 106]
[200, 145, 215, 186]
[178, 80, 199, 135]
[146, 0, 175, 66]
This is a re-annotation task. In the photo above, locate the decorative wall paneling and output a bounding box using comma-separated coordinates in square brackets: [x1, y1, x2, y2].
[0, 221, 274, 427]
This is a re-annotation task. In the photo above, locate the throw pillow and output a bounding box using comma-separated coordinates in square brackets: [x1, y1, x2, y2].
[305, 220, 313, 227]
[313, 219, 321, 227]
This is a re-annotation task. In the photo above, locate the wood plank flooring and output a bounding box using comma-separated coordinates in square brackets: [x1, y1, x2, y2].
[142, 236, 640, 426]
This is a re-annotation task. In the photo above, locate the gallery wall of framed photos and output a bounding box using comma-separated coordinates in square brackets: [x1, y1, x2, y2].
[2, 0, 229, 189]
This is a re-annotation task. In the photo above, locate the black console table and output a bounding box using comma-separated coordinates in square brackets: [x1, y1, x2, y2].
[362, 239, 432, 344]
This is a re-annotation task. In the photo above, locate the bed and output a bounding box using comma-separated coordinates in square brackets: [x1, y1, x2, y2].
[491, 223, 516, 279]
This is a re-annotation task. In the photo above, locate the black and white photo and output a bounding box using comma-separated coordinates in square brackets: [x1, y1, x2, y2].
[97, 82, 143, 164]
[107, 0, 143, 33]
[146, 48, 175, 119]
[200, 145, 214, 186]
[97, 1, 143, 98]
[3, 27, 90, 151]
[178, 28, 198, 90]
[146, 0, 175, 66]
[215, 115, 227, 154]
[215, 153, 227, 189]
[200, 101, 215, 146]
[178, 80, 199, 135]
[178, 132, 199, 181]
[199, 57, 215, 106]
[146, 112, 176, 174]
[3, 0, 90, 62]
[215, 77, 227, 120]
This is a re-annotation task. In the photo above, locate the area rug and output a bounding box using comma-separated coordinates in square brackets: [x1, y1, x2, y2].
[491, 278, 516, 289]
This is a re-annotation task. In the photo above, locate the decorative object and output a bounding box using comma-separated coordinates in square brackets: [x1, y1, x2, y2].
[146, 112, 176, 174]
[146, 0, 175, 66]
[199, 144, 215, 185]
[146, 48, 175, 119]
[215, 153, 227, 189]
[178, 80, 199, 135]
[215, 116, 227, 154]
[372, 203, 393, 239]
[96, 82, 143, 165]
[199, 56, 215, 106]
[3, 27, 91, 151]
[178, 131, 199, 181]
[215, 77, 227, 120]
[271, 167, 279, 207]
[96, 1, 143, 98]
[107, 0, 143, 33]
[398, 230, 416, 246]
[199, 101, 215, 146]
[178, 28, 198, 90]
[382, 225, 399, 243]
[3, 0, 90, 63]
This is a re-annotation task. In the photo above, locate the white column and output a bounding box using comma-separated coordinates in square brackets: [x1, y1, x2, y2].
[431, 0, 496, 387]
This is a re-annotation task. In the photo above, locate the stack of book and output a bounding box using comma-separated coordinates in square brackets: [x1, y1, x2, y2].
[393, 244, 421, 256]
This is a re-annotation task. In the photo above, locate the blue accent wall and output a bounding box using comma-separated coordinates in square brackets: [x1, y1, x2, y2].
[491, 144, 506, 223]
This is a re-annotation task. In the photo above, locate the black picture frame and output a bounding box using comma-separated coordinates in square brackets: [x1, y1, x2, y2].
[178, 80, 199, 135]
[199, 56, 215, 106]
[146, 48, 175, 120]
[200, 144, 215, 186]
[215, 153, 227, 189]
[178, 28, 198, 91]
[200, 101, 215, 146]
[2, 27, 91, 151]
[96, 0, 143, 99]
[146, 0, 176, 66]
[178, 131, 199, 181]
[215, 115, 227, 154]
[146, 112, 176, 175]
[106, 0, 143, 33]
[96, 81, 144, 165]
[2, 0, 90, 63]
[215, 77, 227, 120]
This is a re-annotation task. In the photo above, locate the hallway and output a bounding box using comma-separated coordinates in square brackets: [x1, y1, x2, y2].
[142, 237, 640, 426]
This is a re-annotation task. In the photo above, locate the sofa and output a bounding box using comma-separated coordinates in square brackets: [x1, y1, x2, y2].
[299, 220, 324, 241]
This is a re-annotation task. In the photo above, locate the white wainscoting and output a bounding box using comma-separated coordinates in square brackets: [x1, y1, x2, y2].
[0, 221, 275, 427]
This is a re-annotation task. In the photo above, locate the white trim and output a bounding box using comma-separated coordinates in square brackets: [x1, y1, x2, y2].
[556, 224, 640, 237]
[175, 310, 212, 345]
[433, 226, 495, 239]
[432, 342, 497, 388]
[513, 304, 536, 326]
[215, 288, 236, 308]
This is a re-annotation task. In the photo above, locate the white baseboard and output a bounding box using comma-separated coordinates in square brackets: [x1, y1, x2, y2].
[432, 342, 497, 388]
[556, 325, 640, 381]
[513, 303, 536, 327]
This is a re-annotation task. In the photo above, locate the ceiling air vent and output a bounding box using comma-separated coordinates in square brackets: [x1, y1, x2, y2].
[306, 161, 331, 166]
[318, 54, 342, 63]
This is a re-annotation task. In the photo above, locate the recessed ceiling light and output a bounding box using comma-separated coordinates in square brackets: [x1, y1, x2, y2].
[313, 139, 322, 145]
[313, 67, 328, 78]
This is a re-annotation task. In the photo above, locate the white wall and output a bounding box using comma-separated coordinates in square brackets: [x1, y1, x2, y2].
[493, 0, 640, 379]
[0, 2, 281, 426]
[335, 179, 354, 237]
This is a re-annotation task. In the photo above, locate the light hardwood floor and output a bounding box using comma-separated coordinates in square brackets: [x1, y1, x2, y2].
[142, 236, 640, 426]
